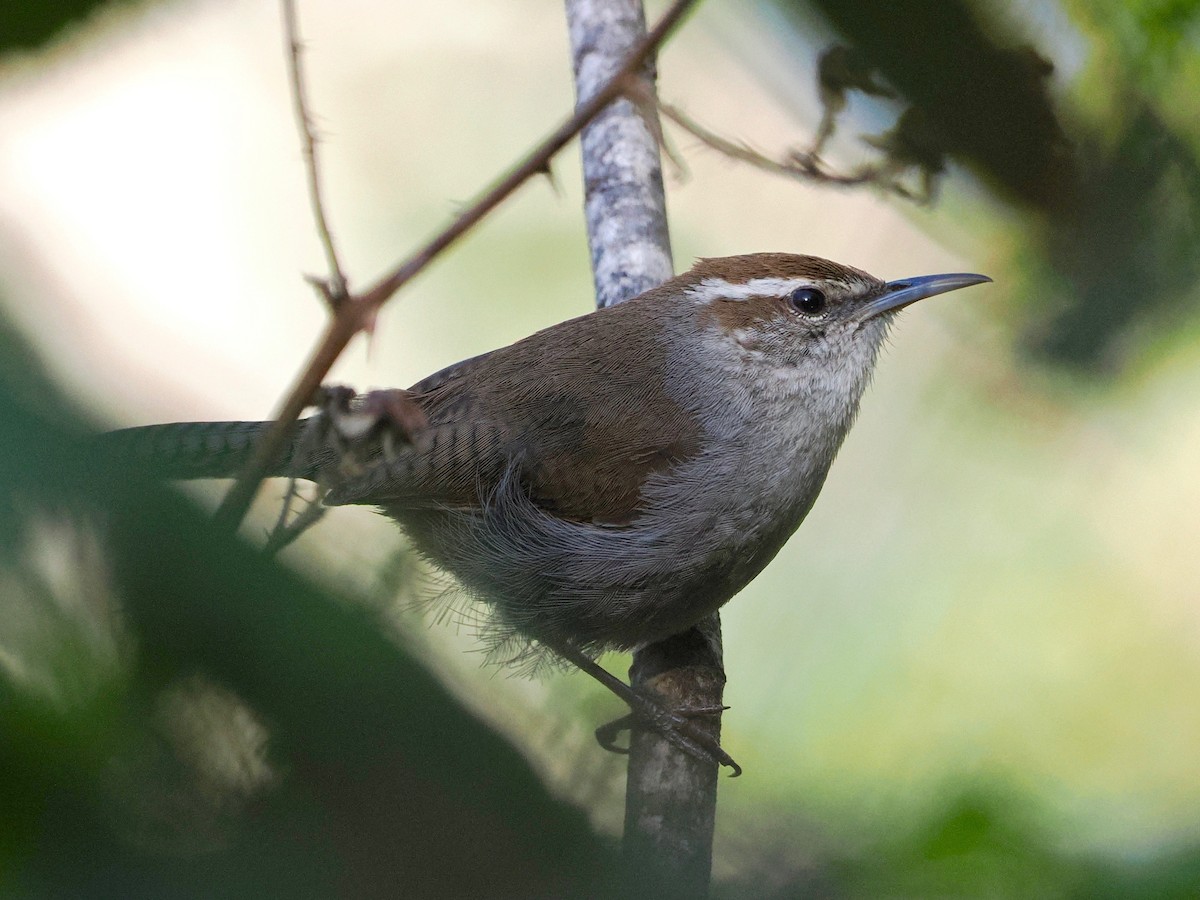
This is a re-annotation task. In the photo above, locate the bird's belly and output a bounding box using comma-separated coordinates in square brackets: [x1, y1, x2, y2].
[387, 454, 826, 654]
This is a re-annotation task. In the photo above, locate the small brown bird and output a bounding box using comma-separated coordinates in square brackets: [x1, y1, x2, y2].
[106, 253, 990, 771]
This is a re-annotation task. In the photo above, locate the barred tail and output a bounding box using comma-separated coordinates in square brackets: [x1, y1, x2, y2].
[99, 420, 316, 481]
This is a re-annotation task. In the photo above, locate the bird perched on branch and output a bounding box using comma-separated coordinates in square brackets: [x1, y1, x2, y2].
[104, 252, 990, 773]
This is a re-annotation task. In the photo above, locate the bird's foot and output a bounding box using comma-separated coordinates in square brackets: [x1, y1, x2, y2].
[308, 385, 428, 476]
[312, 385, 427, 446]
[548, 640, 741, 776]
[595, 700, 740, 777]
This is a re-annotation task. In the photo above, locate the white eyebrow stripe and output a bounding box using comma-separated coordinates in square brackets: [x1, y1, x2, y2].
[685, 277, 815, 303]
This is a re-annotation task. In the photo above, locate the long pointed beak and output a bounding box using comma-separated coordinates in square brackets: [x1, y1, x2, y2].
[857, 272, 992, 321]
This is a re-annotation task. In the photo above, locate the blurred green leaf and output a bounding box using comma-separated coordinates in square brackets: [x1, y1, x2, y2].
[0, 0, 121, 53]
[770, 0, 1200, 372]
[0, 302, 616, 897]
[774, 0, 1075, 211]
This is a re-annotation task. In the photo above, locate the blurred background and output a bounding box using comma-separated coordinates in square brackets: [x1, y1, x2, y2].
[1, 0, 1199, 896]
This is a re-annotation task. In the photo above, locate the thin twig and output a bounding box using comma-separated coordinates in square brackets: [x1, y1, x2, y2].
[263, 482, 327, 556]
[270, 475, 302, 538]
[282, 0, 348, 304]
[213, 0, 699, 533]
[656, 97, 881, 188]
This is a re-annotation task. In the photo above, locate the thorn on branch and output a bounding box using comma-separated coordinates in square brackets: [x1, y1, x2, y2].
[533, 158, 562, 196]
[304, 273, 350, 312]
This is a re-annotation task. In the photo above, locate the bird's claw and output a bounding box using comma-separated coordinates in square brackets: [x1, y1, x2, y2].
[596, 700, 741, 776]
[308, 384, 428, 475]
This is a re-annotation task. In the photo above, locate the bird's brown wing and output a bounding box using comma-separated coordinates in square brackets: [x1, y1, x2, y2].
[327, 299, 702, 526]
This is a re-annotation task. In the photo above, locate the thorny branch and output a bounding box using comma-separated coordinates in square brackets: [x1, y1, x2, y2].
[657, 98, 932, 203]
[657, 98, 877, 188]
[214, 0, 700, 532]
[649, 42, 945, 205]
[282, 0, 348, 305]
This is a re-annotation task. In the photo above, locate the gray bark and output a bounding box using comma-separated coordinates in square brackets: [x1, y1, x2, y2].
[566, 0, 675, 308]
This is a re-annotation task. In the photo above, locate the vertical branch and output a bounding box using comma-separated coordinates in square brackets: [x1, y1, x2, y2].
[565, 2, 724, 897]
[567, 0, 675, 308]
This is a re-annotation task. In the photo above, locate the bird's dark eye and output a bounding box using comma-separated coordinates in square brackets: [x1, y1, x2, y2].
[788, 287, 826, 316]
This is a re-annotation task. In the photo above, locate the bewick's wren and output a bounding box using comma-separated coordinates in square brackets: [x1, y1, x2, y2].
[106, 253, 989, 771]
